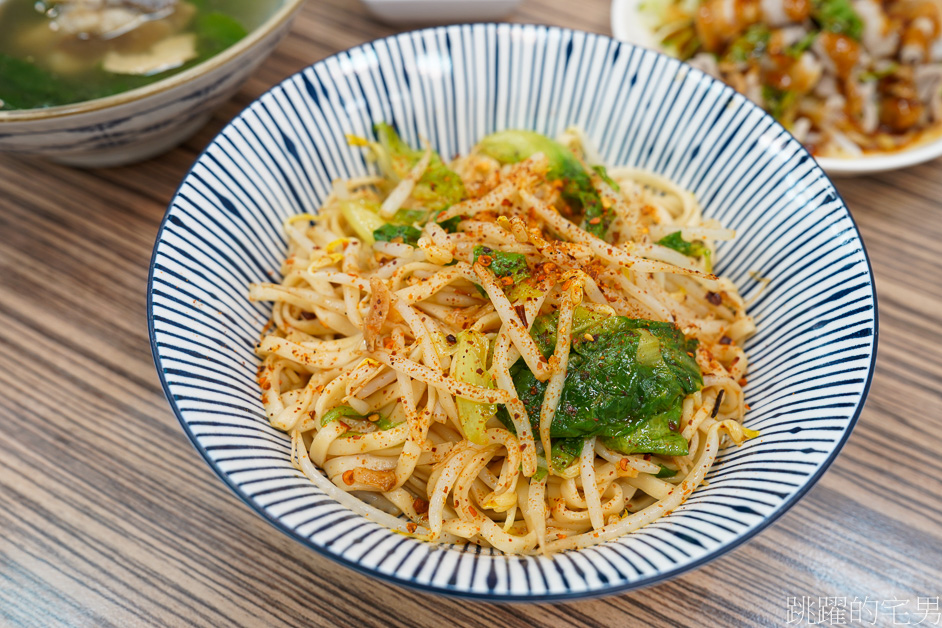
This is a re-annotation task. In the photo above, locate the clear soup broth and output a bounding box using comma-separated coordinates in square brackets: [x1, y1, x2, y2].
[0, 0, 281, 110]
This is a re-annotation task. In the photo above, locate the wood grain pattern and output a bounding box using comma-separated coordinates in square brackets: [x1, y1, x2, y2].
[0, 0, 939, 625]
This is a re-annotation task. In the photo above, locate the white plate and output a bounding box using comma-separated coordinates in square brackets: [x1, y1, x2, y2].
[610, 0, 942, 176]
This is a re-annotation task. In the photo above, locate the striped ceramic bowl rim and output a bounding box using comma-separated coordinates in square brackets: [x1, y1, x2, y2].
[148, 23, 877, 601]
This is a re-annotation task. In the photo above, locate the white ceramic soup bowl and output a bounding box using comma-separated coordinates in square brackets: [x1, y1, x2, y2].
[148, 24, 877, 600]
[0, 0, 305, 168]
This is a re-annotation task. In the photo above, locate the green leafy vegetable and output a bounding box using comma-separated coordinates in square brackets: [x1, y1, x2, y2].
[861, 63, 899, 82]
[506, 315, 700, 456]
[373, 122, 419, 178]
[655, 464, 678, 479]
[529, 437, 585, 481]
[602, 405, 688, 456]
[0, 54, 157, 110]
[387, 208, 426, 225]
[374, 416, 400, 430]
[638, 0, 699, 58]
[762, 85, 799, 122]
[449, 330, 496, 445]
[592, 165, 621, 192]
[340, 199, 385, 244]
[321, 405, 366, 427]
[321, 405, 399, 431]
[373, 122, 466, 213]
[550, 438, 585, 472]
[472, 246, 530, 287]
[0, 54, 70, 110]
[195, 12, 248, 57]
[528, 306, 612, 357]
[726, 25, 771, 63]
[635, 329, 661, 366]
[0, 11, 247, 111]
[506, 280, 544, 304]
[477, 129, 612, 238]
[786, 31, 818, 58]
[657, 231, 709, 258]
[660, 26, 701, 60]
[811, 0, 863, 40]
[437, 215, 463, 232]
[373, 224, 422, 246]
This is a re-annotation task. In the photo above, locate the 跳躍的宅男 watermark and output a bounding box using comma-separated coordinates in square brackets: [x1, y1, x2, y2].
[786, 596, 941, 625]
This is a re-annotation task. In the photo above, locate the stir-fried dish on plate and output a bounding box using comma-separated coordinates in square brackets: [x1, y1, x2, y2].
[248, 125, 758, 554]
[642, 0, 942, 157]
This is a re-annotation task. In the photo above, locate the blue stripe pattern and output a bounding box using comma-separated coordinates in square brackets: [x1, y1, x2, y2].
[148, 24, 877, 601]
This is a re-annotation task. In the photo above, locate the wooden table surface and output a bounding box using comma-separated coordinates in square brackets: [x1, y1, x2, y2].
[1, 1, 940, 626]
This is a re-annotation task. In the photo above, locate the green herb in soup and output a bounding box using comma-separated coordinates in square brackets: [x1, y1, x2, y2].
[0, 0, 278, 110]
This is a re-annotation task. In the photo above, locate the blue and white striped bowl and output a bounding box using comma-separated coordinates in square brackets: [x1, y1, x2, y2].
[148, 24, 878, 601]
